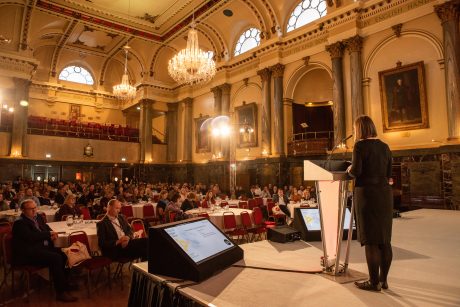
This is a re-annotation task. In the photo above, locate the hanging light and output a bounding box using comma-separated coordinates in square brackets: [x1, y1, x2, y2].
[168, 16, 216, 85]
[113, 44, 136, 100]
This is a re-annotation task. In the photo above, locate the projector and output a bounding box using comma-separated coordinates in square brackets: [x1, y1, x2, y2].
[267, 226, 301, 243]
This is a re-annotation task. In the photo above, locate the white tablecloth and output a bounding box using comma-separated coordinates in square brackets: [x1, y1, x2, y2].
[130, 202, 157, 219]
[0, 207, 58, 222]
[186, 208, 253, 230]
[48, 220, 99, 252]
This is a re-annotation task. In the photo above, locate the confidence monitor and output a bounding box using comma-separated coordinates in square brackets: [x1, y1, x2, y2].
[148, 217, 244, 282]
[293, 207, 356, 241]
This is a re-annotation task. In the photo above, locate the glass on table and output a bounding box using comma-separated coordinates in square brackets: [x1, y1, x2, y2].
[66, 215, 74, 227]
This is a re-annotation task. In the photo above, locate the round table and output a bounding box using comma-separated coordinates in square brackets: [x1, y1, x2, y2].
[130, 202, 157, 219]
[186, 208, 253, 230]
[0, 207, 58, 222]
[47, 220, 99, 252]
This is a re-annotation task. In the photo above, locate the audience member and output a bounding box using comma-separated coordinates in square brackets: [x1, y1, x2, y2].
[55, 194, 82, 221]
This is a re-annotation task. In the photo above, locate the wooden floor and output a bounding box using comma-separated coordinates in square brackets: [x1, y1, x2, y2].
[0, 264, 131, 306]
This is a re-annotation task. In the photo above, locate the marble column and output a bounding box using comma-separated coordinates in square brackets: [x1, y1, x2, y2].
[166, 102, 179, 162]
[344, 35, 364, 122]
[10, 78, 30, 157]
[182, 97, 193, 162]
[257, 68, 272, 155]
[326, 42, 346, 144]
[139, 99, 154, 163]
[271, 64, 285, 156]
[435, 1, 460, 140]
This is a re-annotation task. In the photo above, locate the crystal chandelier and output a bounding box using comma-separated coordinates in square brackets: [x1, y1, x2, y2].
[113, 45, 136, 100]
[168, 22, 216, 85]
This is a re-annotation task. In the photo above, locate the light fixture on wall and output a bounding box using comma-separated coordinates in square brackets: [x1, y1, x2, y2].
[168, 9, 216, 85]
[113, 44, 136, 100]
[0, 35, 11, 44]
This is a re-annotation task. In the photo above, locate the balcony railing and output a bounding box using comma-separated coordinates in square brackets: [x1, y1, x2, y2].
[288, 131, 333, 156]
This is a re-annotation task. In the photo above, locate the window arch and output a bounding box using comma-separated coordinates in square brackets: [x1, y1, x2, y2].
[234, 28, 261, 56]
[286, 0, 327, 33]
[58, 65, 94, 85]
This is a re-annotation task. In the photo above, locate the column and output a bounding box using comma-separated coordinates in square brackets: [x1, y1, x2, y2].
[166, 102, 178, 162]
[211, 86, 222, 158]
[182, 97, 193, 162]
[271, 64, 285, 156]
[10, 78, 30, 157]
[435, 1, 460, 140]
[220, 83, 231, 160]
[283, 98, 294, 151]
[220, 83, 231, 115]
[326, 42, 346, 144]
[344, 35, 364, 122]
[257, 68, 272, 155]
[139, 99, 154, 163]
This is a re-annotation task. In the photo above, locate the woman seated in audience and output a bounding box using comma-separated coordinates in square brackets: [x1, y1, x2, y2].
[290, 187, 302, 203]
[165, 193, 188, 222]
[205, 190, 216, 204]
[260, 186, 271, 198]
[55, 194, 82, 221]
[0, 194, 9, 211]
[302, 187, 311, 200]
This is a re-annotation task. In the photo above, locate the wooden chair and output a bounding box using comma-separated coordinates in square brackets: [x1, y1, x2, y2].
[68, 231, 112, 297]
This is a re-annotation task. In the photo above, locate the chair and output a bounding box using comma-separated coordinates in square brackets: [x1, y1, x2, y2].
[267, 202, 286, 224]
[249, 207, 272, 241]
[240, 211, 254, 242]
[120, 205, 135, 223]
[229, 203, 239, 208]
[0, 222, 12, 290]
[168, 211, 177, 223]
[3, 232, 47, 301]
[130, 219, 146, 238]
[80, 207, 91, 220]
[248, 199, 257, 210]
[201, 200, 209, 208]
[142, 204, 157, 225]
[68, 231, 112, 297]
[255, 197, 264, 207]
[222, 212, 247, 244]
[238, 201, 248, 209]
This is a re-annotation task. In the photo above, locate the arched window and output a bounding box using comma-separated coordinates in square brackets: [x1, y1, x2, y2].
[286, 0, 327, 33]
[58, 65, 94, 85]
[234, 28, 261, 56]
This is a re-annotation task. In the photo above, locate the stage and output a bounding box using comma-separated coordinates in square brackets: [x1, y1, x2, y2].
[128, 209, 460, 306]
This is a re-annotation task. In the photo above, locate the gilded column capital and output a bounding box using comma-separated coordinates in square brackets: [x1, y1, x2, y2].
[181, 97, 193, 107]
[326, 41, 345, 59]
[219, 83, 231, 95]
[271, 63, 285, 78]
[211, 86, 222, 98]
[257, 68, 272, 82]
[344, 35, 363, 54]
[435, 1, 460, 23]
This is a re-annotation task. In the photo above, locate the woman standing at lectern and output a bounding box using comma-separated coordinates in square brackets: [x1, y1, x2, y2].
[347, 115, 393, 292]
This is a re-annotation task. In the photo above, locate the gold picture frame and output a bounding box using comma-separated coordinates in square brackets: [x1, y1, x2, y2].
[379, 61, 428, 132]
[195, 115, 211, 153]
[235, 102, 258, 148]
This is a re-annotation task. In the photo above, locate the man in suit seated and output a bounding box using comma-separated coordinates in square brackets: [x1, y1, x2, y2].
[96, 199, 148, 261]
[12, 200, 78, 302]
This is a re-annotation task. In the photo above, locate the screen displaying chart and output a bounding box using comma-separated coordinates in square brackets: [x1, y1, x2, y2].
[164, 219, 234, 263]
[300, 208, 354, 231]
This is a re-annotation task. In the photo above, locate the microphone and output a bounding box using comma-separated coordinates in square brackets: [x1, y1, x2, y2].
[326, 134, 353, 170]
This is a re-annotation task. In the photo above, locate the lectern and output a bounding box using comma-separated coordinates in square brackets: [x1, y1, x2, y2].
[303, 160, 354, 275]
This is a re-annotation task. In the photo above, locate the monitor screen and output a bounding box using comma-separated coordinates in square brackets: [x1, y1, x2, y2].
[299, 208, 354, 231]
[163, 219, 235, 263]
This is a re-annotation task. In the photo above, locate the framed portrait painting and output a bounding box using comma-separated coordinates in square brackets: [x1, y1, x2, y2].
[69, 104, 81, 121]
[235, 102, 258, 148]
[195, 115, 211, 153]
[379, 61, 428, 132]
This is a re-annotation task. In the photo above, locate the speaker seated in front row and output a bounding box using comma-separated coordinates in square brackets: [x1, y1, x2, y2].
[292, 207, 356, 242]
[148, 217, 244, 282]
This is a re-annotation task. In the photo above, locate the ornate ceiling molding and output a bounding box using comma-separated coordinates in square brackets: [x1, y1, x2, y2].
[50, 19, 78, 77]
[99, 36, 134, 86]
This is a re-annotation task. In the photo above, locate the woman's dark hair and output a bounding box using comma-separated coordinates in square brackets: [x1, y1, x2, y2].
[170, 192, 181, 203]
[354, 115, 377, 140]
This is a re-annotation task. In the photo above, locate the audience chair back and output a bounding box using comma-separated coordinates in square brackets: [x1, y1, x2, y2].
[61, 214, 72, 221]
[130, 219, 146, 238]
[240, 211, 253, 229]
[80, 207, 91, 220]
[223, 212, 237, 230]
[255, 197, 264, 207]
[248, 199, 257, 210]
[238, 201, 248, 209]
[168, 211, 177, 223]
[198, 212, 209, 219]
[120, 205, 134, 219]
[201, 200, 209, 208]
[68, 231, 92, 254]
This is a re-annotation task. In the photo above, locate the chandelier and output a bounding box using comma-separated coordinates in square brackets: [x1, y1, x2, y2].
[168, 22, 216, 85]
[113, 45, 136, 100]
